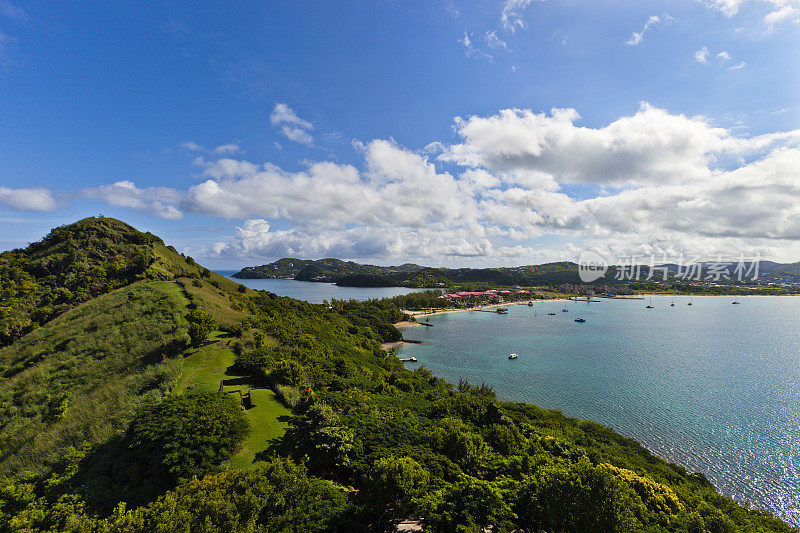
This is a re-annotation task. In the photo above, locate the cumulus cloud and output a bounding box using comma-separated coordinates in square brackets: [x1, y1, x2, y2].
[84, 180, 183, 220]
[764, 4, 799, 25]
[0, 187, 57, 211]
[441, 103, 767, 185]
[184, 139, 473, 229]
[704, 0, 800, 26]
[84, 104, 800, 264]
[270, 103, 314, 145]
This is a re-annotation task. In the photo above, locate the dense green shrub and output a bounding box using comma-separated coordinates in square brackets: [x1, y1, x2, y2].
[186, 308, 215, 347]
[103, 458, 350, 532]
[274, 384, 301, 409]
[127, 392, 248, 481]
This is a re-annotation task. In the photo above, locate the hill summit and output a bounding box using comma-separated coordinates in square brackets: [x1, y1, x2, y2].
[0, 217, 209, 346]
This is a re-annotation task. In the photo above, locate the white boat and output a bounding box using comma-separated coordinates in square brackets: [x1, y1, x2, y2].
[508, 353, 519, 360]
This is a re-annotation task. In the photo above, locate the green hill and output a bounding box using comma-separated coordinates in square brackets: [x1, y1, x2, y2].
[0, 218, 795, 532]
[233, 258, 586, 287]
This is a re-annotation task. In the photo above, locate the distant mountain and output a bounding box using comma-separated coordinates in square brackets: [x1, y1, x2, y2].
[233, 257, 318, 279]
[235, 257, 800, 288]
[234, 258, 588, 287]
[234, 258, 426, 283]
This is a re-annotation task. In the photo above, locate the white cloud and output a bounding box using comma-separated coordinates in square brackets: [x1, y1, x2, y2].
[485, 30, 508, 50]
[0, 187, 57, 211]
[459, 31, 493, 61]
[270, 103, 314, 145]
[696, 47, 747, 69]
[706, 0, 747, 16]
[704, 0, 800, 26]
[184, 139, 473, 230]
[501, 0, 535, 33]
[84, 180, 183, 220]
[440, 103, 772, 186]
[626, 14, 674, 46]
[716, 50, 747, 69]
[695, 46, 710, 63]
[180, 141, 203, 151]
[764, 4, 798, 25]
[214, 143, 242, 155]
[84, 104, 800, 264]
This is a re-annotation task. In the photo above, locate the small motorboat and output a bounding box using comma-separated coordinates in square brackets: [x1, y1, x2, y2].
[496, 308, 509, 314]
[561, 308, 569, 313]
[670, 302, 675, 307]
[574, 318, 586, 323]
[508, 353, 519, 360]
[527, 301, 534, 306]
[399, 357, 418, 362]
[732, 301, 740, 305]
[547, 312, 557, 315]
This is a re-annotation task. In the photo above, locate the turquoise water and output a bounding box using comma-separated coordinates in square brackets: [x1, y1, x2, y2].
[397, 296, 800, 526]
[216, 272, 426, 303]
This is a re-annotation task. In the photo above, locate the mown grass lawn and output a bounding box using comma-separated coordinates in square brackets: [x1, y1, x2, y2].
[228, 388, 290, 470]
[176, 330, 290, 470]
[175, 331, 237, 393]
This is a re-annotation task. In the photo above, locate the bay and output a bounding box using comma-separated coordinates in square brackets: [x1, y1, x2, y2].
[397, 295, 800, 526]
[216, 271, 426, 303]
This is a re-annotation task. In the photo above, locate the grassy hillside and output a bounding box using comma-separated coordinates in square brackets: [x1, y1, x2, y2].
[0, 217, 219, 346]
[0, 218, 796, 532]
[0, 280, 187, 477]
[0, 218, 262, 477]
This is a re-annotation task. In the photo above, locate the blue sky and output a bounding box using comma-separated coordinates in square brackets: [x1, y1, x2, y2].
[1, 0, 799, 267]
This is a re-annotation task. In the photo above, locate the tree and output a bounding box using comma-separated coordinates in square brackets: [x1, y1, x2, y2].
[186, 308, 215, 347]
[128, 392, 248, 481]
[367, 456, 429, 515]
[282, 403, 355, 474]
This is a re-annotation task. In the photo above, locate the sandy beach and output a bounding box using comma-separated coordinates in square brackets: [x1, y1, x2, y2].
[398, 298, 564, 325]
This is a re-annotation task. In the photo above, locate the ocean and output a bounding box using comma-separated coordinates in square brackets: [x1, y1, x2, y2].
[396, 295, 800, 526]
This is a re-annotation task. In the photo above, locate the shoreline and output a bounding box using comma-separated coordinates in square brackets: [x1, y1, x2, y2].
[398, 298, 565, 326]
[381, 300, 564, 350]
[381, 293, 800, 347]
